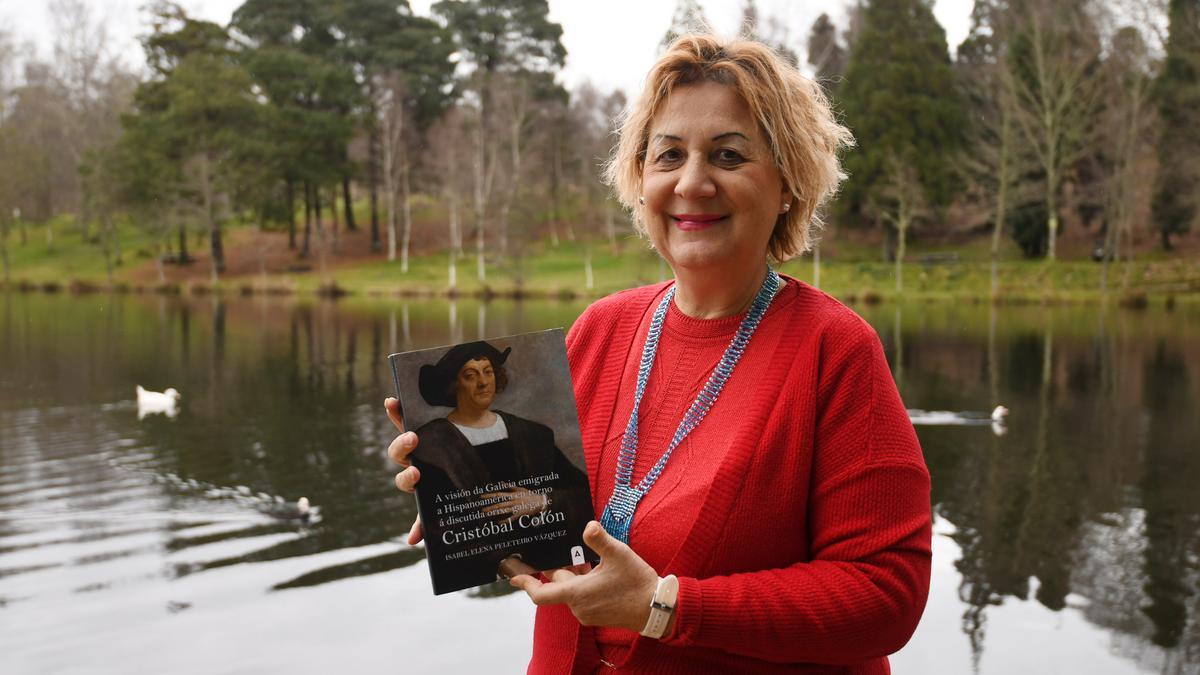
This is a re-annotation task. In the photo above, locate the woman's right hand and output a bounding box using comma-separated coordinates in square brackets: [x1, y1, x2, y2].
[385, 397, 424, 545]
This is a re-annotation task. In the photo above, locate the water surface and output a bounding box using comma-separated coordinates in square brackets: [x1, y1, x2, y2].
[1, 292, 1197, 673]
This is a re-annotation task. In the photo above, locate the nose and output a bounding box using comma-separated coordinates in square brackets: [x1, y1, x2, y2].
[674, 155, 717, 201]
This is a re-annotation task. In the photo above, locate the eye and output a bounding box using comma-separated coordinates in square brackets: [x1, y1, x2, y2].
[654, 148, 683, 165]
[714, 148, 745, 165]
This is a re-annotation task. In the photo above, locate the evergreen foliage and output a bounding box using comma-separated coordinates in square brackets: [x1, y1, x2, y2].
[838, 0, 967, 229]
[1152, 0, 1200, 250]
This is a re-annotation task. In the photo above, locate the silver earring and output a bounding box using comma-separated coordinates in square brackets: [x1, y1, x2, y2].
[639, 196, 645, 205]
[782, 202, 791, 212]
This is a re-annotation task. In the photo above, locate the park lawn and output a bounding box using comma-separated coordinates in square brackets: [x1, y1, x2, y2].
[2, 216, 1198, 304]
[1, 214, 162, 286]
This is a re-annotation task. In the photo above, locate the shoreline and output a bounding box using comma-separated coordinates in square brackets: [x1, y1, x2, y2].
[3, 261, 1197, 308]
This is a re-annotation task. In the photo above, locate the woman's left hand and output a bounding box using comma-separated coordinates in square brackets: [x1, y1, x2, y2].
[508, 521, 661, 633]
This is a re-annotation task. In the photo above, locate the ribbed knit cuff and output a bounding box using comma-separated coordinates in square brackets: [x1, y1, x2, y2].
[659, 575, 700, 647]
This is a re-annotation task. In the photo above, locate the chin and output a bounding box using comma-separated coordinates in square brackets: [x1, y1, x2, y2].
[663, 243, 738, 272]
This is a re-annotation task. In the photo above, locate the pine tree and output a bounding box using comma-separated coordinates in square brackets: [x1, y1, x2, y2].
[807, 13, 846, 82]
[838, 0, 966, 238]
[1151, 0, 1200, 250]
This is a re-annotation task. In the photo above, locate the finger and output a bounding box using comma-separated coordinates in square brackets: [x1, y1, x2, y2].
[384, 397, 406, 432]
[582, 520, 628, 560]
[508, 573, 542, 592]
[498, 557, 537, 579]
[522, 579, 571, 607]
[549, 567, 578, 583]
[387, 432, 419, 465]
[406, 516, 423, 545]
[394, 465, 421, 493]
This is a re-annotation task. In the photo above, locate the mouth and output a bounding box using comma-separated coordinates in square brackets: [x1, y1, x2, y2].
[670, 213, 727, 231]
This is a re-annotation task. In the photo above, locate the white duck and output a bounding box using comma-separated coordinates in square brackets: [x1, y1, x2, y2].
[261, 497, 313, 524]
[908, 405, 1009, 436]
[136, 385, 181, 419]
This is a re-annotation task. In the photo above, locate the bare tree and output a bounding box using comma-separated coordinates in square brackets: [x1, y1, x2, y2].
[0, 25, 19, 280]
[1002, 0, 1103, 261]
[429, 108, 472, 291]
[958, 3, 1037, 299]
[376, 74, 417, 271]
[48, 0, 124, 228]
[866, 154, 928, 294]
[1095, 23, 1160, 293]
[494, 73, 538, 252]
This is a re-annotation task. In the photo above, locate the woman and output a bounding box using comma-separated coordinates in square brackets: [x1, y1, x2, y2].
[385, 34, 931, 673]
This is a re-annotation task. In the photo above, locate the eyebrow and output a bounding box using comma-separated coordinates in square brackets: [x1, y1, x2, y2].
[653, 132, 751, 143]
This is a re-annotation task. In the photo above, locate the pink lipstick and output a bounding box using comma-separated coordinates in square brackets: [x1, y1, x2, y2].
[672, 213, 725, 231]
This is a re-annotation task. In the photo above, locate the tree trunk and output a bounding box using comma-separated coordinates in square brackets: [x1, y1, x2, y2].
[584, 243, 594, 291]
[1043, 112, 1059, 262]
[200, 151, 223, 282]
[329, 184, 340, 253]
[473, 115, 488, 283]
[342, 175, 357, 232]
[547, 131, 561, 246]
[895, 219, 908, 294]
[0, 222, 9, 283]
[892, 305, 904, 387]
[400, 154, 413, 273]
[369, 126, 382, 251]
[315, 183, 328, 279]
[302, 181, 313, 258]
[991, 110, 1011, 301]
[605, 199, 618, 256]
[813, 244, 821, 289]
[177, 210, 188, 263]
[102, 215, 115, 285]
[448, 186, 459, 290]
[286, 177, 297, 250]
[385, 147, 397, 264]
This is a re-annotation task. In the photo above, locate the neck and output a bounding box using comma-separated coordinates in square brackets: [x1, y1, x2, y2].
[448, 408, 495, 428]
[672, 264, 769, 319]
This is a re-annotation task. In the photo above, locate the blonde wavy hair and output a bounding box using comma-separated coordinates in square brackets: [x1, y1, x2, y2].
[604, 34, 854, 261]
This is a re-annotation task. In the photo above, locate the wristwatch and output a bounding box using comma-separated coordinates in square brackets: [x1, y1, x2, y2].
[639, 574, 679, 639]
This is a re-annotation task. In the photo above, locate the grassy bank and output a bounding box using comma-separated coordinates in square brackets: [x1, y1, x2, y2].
[1, 218, 1197, 304]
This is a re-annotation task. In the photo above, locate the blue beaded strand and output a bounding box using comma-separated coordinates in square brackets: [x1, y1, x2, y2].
[600, 269, 782, 543]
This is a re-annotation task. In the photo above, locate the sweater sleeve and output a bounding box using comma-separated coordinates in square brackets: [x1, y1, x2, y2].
[660, 324, 932, 665]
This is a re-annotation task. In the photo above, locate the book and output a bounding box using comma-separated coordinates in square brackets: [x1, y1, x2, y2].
[388, 329, 598, 595]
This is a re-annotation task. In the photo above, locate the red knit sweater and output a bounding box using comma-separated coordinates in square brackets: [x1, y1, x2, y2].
[530, 277, 931, 674]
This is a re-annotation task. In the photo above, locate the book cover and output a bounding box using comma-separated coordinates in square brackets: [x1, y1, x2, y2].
[388, 329, 598, 595]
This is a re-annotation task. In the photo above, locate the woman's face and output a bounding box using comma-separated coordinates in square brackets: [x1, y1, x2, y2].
[641, 81, 788, 275]
[454, 357, 496, 411]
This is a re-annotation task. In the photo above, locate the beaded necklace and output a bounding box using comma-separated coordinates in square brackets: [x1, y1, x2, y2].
[599, 269, 783, 544]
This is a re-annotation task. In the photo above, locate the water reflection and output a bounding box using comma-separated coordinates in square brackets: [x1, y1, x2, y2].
[0, 292, 1197, 673]
[864, 301, 1200, 673]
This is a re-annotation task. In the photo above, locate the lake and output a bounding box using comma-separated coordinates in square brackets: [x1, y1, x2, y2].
[1, 291, 1197, 674]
